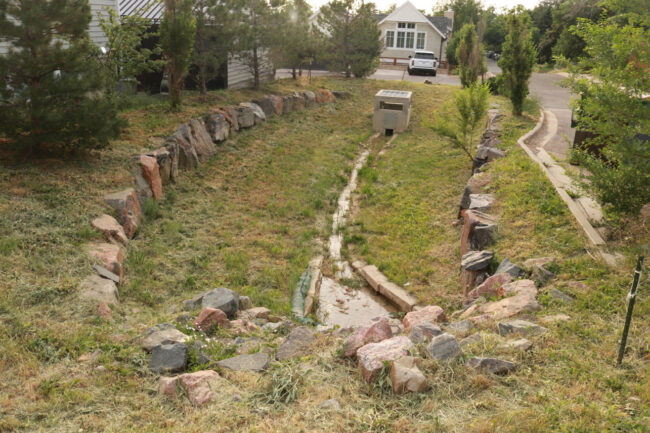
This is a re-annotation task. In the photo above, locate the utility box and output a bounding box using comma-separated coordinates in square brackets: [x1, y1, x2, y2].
[373, 89, 412, 135]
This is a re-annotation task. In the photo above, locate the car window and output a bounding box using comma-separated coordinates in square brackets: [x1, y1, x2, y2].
[414, 53, 435, 59]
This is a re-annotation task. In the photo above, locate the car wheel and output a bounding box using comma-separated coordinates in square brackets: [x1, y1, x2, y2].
[432, 70, 437, 77]
[407, 68, 412, 75]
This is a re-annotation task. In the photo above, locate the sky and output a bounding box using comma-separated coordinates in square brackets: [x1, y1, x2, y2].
[306, 0, 542, 14]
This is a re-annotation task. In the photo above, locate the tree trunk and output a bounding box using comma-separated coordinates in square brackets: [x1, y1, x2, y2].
[253, 44, 260, 89]
[292, 67, 297, 80]
[199, 64, 207, 95]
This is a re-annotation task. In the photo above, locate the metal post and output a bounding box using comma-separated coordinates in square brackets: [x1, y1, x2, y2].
[617, 256, 644, 365]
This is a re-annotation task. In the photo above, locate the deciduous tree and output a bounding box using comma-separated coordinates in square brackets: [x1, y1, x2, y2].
[160, 0, 196, 108]
[455, 23, 486, 87]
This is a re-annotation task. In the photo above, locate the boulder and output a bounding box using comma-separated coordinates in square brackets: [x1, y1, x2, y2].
[532, 265, 555, 285]
[291, 92, 305, 110]
[464, 279, 540, 320]
[241, 307, 270, 320]
[93, 264, 120, 285]
[445, 320, 474, 335]
[142, 324, 189, 352]
[133, 164, 153, 207]
[240, 102, 266, 124]
[467, 273, 512, 300]
[459, 172, 493, 212]
[390, 356, 428, 394]
[252, 96, 276, 118]
[357, 336, 413, 382]
[86, 242, 123, 280]
[495, 258, 526, 278]
[163, 137, 180, 182]
[190, 118, 217, 160]
[221, 107, 240, 132]
[402, 306, 446, 332]
[229, 318, 259, 335]
[172, 123, 200, 169]
[468, 194, 495, 212]
[233, 106, 255, 129]
[216, 352, 270, 372]
[548, 288, 574, 303]
[303, 91, 316, 108]
[459, 332, 484, 347]
[426, 333, 462, 361]
[103, 188, 142, 239]
[500, 338, 533, 351]
[201, 288, 240, 319]
[193, 308, 230, 332]
[466, 357, 516, 375]
[461, 250, 494, 271]
[79, 275, 119, 305]
[408, 322, 442, 344]
[343, 317, 392, 357]
[146, 147, 173, 185]
[497, 319, 548, 336]
[137, 154, 163, 200]
[276, 326, 316, 361]
[267, 95, 284, 115]
[91, 214, 129, 246]
[282, 95, 294, 114]
[319, 398, 341, 410]
[149, 342, 188, 373]
[315, 89, 335, 103]
[204, 112, 230, 142]
[238, 295, 252, 310]
[486, 148, 505, 161]
[460, 210, 497, 255]
[332, 90, 352, 99]
[159, 370, 221, 406]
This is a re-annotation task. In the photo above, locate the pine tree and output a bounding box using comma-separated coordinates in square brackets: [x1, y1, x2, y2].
[0, 0, 124, 156]
[234, 0, 272, 89]
[498, 7, 536, 115]
[160, 0, 196, 108]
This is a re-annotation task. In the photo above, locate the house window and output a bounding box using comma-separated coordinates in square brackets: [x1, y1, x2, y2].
[405, 32, 414, 49]
[416, 32, 425, 49]
[385, 30, 394, 48]
[407, 23, 415, 29]
[397, 22, 415, 29]
[396, 31, 405, 48]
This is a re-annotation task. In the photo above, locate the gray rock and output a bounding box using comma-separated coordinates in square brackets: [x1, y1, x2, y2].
[262, 322, 284, 333]
[240, 102, 266, 125]
[332, 91, 351, 99]
[276, 326, 315, 361]
[173, 123, 200, 169]
[445, 320, 474, 335]
[93, 264, 120, 285]
[466, 357, 516, 375]
[291, 92, 306, 110]
[426, 333, 462, 361]
[532, 265, 555, 285]
[234, 106, 255, 128]
[191, 341, 211, 365]
[409, 322, 442, 344]
[303, 91, 316, 108]
[319, 398, 341, 410]
[146, 147, 173, 185]
[459, 333, 483, 347]
[142, 323, 189, 352]
[204, 112, 230, 142]
[183, 292, 205, 311]
[472, 223, 497, 251]
[216, 352, 270, 372]
[149, 343, 188, 373]
[548, 288, 574, 303]
[486, 148, 505, 161]
[282, 95, 294, 114]
[79, 275, 119, 305]
[175, 313, 192, 324]
[500, 338, 533, 351]
[238, 295, 253, 310]
[495, 258, 527, 278]
[498, 319, 548, 336]
[201, 288, 239, 319]
[461, 250, 494, 271]
[476, 145, 490, 160]
[469, 194, 495, 212]
[163, 137, 179, 182]
[252, 97, 275, 118]
[133, 167, 153, 208]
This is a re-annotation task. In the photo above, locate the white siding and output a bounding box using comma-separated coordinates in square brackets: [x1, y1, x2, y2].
[0, 0, 117, 54]
[227, 54, 274, 89]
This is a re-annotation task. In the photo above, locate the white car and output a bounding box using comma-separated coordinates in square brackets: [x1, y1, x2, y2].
[407, 51, 438, 76]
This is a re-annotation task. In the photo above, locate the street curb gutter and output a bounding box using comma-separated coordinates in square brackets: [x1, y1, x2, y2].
[518, 110, 606, 247]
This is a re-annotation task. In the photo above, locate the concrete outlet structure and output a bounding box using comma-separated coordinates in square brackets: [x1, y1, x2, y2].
[373, 89, 412, 135]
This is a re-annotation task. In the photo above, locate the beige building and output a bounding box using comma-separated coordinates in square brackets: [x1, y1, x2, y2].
[377, 1, 453, 65]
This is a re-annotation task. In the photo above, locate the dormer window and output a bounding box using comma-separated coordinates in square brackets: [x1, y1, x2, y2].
[397, 22, 415, 29]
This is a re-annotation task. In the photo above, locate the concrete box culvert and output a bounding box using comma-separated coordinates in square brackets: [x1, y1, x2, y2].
[373, 89, 412, 135]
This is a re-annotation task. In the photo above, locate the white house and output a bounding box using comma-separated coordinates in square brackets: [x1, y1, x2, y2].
[377, 1, 453, 65]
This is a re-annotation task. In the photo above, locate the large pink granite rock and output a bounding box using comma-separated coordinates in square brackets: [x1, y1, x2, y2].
[402, 306, 446, 332]
[343, 317, 392, 357]
[91, 214, 129, 246]
[466, 273, 512, 300]
[86, 242, 123, 280]
[357, 336, 413, 382]
[159, 370, 221, 406]
[390, 356, 428, 394]
[193, 308, 230, 333]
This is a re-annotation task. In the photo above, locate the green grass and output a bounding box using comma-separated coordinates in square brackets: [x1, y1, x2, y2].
[0, 77, 647, 432]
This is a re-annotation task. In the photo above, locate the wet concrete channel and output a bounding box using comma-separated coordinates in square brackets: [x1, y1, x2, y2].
[316, 133, 399, 327]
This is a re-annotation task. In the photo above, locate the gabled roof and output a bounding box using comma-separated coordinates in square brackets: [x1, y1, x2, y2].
[427, 15, 452, 35]
[377, 1, 448, 39]
[119, 0, 164, 23]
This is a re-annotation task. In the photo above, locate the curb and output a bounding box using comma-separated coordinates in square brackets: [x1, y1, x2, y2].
[517, 110, 606, 247]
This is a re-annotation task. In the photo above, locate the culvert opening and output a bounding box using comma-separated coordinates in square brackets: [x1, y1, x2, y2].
[385, 129, 394, 136]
